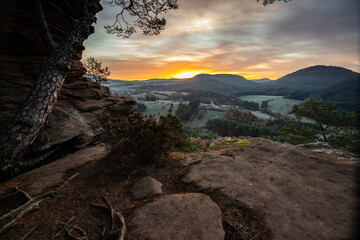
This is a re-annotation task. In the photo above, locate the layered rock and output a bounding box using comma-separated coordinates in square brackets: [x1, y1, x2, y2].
[0, 56, 137, 161]
[0, 0, 137, 168]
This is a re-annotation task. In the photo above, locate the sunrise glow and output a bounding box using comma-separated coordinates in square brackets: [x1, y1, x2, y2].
[83, 0, 359, 81]
[174, 71, 205, 79]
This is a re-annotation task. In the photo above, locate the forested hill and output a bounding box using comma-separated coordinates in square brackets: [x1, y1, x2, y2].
[273, 65, 359, 89]
[286, 75, 360, 113]
[162, 74, 259, 93]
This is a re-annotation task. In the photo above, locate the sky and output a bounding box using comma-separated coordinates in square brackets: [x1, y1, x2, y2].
[83, 0, 360, 80]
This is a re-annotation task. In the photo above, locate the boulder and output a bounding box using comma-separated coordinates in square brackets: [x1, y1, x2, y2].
[131, 176, 163, 200]
[129, 193, 225, 240]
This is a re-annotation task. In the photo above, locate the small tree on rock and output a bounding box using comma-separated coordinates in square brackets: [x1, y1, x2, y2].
[282, 98, 359, 153]
[293, 98, 356, 142]
[84, 57, 111, 85]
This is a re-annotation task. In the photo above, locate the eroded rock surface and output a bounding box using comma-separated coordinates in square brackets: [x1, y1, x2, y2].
[0, 144, 108, 196]
[129, 193, 225, 240]
[184, 138, 359, 240]
[0, 0, 137, 175]
[131, 176, 163, 200]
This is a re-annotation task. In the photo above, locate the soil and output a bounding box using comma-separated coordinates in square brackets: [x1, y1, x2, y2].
[0, 151, 271, 240]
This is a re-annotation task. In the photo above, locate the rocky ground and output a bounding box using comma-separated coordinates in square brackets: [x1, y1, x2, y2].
[0, 138, 359, 239]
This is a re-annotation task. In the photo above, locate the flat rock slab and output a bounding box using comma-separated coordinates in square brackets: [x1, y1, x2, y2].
[129, 193, 225, 240]
[0, 145, 108, 196]
[184, 138, 359, 240]
[131, 176, 163, 199]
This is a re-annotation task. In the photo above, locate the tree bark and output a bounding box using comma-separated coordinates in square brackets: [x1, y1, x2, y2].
[0, 0, 102, 178]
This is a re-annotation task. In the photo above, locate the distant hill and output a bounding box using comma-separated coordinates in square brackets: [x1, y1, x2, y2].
[312, 76, 360, 112]
[286, 75, 360, 113]
[251, 78, 272, 83]
[173, 74, 258, 93]
[274, 65, 359, 89]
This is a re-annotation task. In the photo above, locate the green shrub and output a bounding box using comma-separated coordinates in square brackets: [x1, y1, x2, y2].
[101, 111, 186, 163]
[137, 102, 147, 112]
[285, 98, 359, 153]
[184, 126, 217, 140]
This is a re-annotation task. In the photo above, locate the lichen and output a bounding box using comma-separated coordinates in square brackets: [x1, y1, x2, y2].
[235, 139, 253, 147]
[210, 137, 253, 150]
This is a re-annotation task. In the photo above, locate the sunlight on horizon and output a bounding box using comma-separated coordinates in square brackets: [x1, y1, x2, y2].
[108, 69, 278, 81]
[174, 71, 206, 79]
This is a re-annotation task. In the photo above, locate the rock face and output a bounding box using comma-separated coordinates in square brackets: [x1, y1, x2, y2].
[131, 176, 163, 200]
[184, 138, 360, 240]
[30, 76, 136, 155]
[129, 193, 225, 240]
[0, 57, 136, 161]
[0, 0, 137, 166]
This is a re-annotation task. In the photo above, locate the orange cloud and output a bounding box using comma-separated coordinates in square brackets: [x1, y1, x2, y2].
[84, 0, 359, 81]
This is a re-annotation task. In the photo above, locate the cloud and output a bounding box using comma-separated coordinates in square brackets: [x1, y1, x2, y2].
[83, 0, 359, 80]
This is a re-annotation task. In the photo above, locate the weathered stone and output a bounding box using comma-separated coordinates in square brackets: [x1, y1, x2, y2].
[129, 193, 225, 240]
[0, 54, 137, 160]
[0, 145, 109, 196]
[0, 1, 132, 169]
[184, 138, 359, 240]
[131, 176, 163, 200]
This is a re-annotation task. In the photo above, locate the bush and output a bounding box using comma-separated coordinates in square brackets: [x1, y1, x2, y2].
[137, 102, 147, 112]
[101, 111, 186, 163]
[184, 126, 217, 140]
[174, 137, 208, 153]
[145, 93, 159, 101]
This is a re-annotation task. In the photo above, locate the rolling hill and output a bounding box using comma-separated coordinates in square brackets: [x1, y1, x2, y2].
[273, 65, 359, 89]
[310, 76, 360, 112]
[251, 78, 272, 83]
[172, 74, 258, 93]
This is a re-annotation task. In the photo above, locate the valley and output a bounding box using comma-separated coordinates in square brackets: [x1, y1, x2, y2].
[107, 65, 359, 129]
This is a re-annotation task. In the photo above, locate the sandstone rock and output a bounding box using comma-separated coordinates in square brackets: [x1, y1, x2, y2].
[180, 152, 203, 166]
[184, 138, 359, 240]
[131, 176, 163, 200]
[0, 0, 137, 169]
[32, 106, 93, 151]
[299, 141, 332, 149]
[129, 193, 225, 240]
[0, 57, 136, 161]
[0, 145, 108, 196]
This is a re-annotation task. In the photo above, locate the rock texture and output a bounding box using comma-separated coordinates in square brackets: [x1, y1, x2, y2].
[131, 176, 163, 200]
[184, 138, 360, 240]
[0, 144, 108, 196]
[0, 0, 137, 168]
[129, 193, 225, 240]
[0, 56, 136, 162]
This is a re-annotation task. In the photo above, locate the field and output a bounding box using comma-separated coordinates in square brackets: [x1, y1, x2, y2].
[187, 109, 226, 128]
[239, 95, 303, 115]
[140, 100, 183, 118]
[249, 111, 274, 120]
[110, 88, 307, 127]
[139, 101, 226, 128]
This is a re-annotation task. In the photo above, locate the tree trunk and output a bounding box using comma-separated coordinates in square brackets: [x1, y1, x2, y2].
[0, 0, 102, 177]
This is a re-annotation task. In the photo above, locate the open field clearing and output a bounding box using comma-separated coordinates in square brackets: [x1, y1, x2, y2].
[188, 109, 226, 128]
[239, 95, 303, 115]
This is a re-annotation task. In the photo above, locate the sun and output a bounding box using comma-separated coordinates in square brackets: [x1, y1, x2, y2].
[174, 71, 204, 79]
